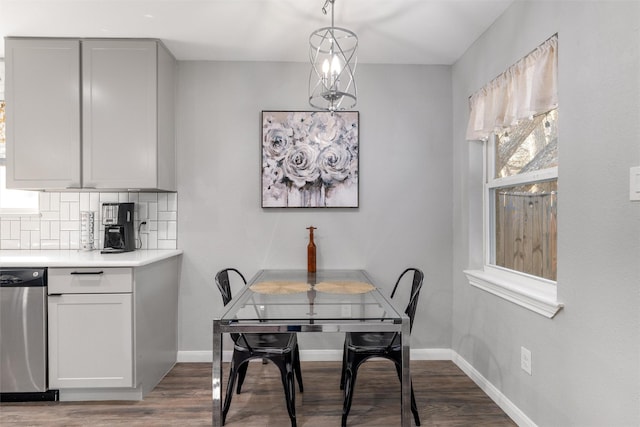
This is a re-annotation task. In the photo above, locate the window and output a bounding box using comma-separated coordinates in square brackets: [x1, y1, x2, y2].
[464, 35, 562, 318]
[0, 98, 40, 216]
[490, 109, 558, 281]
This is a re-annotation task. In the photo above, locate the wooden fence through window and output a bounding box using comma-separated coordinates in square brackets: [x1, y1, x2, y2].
[494, 192, 557, 281]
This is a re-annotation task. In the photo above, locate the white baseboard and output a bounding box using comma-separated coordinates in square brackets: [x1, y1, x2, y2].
[177, 348, 453, 363]
[451, 352, 536, 427]
[177, 347, 532, 427]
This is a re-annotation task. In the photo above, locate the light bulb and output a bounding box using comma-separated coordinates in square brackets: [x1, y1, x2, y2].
[331, 55, 341, 75]
[322, 59, 330, 76]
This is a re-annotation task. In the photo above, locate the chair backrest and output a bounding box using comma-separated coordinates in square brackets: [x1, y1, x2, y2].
[215, 268, 247, 307]
[214, 268, 251, 348]
[390, 268, 424, 331]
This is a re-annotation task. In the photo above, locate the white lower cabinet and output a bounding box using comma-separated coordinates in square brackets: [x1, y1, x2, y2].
[48, 292, 133, 389]
[47, 258, 179, 401]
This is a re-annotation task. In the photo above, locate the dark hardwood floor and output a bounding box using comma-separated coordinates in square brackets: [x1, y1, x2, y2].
[0, 361, 516, 426]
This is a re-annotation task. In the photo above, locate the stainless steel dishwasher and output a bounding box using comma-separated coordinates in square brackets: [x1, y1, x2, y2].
[0, 268, 58, 401]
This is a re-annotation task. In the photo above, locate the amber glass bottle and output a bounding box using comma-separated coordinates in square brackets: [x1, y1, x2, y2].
[307, 226, 316, 273]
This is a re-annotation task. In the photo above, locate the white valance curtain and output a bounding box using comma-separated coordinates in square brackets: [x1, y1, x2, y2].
[466, 35, 558, 141]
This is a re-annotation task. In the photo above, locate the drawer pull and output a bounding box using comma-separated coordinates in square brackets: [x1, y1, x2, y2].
[70, 271, 104, 275]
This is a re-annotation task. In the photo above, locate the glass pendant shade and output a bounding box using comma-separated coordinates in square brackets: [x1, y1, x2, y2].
[309, 1, 357, 112]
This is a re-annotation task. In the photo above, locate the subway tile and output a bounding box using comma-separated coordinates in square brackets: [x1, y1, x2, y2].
[5, 190, 178, 251]
[59, 231, 70, 250]
[1, 220, 11, 238]
[158, 193, 168, 212]
[41, 211, 60, 221]
[148, 202, 158, 220]
[157, 221, 168, 240]
[60, 221, 80, 231]
[10, 220, 20, 239]
[69, 202, 80, 221]
[147, 231, 158, 249]
[50, 221, 60, 240]
[40, 240, 60, 250]
[60, 193, 79, 202]
[1, 240, 20, 250]
[139, 193, 158, 203]
[157, 211, 177, 221]
[100, 193, 119, 203]
[60, 202, 70, 221]
[41, 221, 51, 239]
[167, 193, 177, 211]
[90, 192, 101, 214]
[167, 221, 177, 240]
[21, 218, 39, 231]
[30, 231, 40, 249]
[39, 193, 50, 211]
[80, 193, 90, 211]
[137, 203, 148, 221]
[69, 230, 80, 249]
[21, 230, 31, 249]
[50, 193, 60, 211]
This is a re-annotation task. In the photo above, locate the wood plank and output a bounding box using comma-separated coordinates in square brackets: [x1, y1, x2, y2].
[0, 361, 516, 426]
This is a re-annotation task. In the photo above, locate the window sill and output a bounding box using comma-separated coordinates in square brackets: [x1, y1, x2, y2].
[464, 268, 563, 318]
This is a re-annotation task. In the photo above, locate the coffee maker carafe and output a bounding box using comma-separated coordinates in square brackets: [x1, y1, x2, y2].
[101, 202, 135, 253]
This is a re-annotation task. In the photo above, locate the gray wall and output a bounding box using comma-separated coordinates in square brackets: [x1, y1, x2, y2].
[452, 1, 640, 426]
[176, 62, 453, 353]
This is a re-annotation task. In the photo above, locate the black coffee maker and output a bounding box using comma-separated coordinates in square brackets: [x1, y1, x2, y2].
[101, 202, 135, 253]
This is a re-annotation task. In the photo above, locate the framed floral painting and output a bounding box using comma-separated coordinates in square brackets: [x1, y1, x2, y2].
[262, 111, 359, 208]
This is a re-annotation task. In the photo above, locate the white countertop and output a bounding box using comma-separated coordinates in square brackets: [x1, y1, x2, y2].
[0, 249, 183, 268]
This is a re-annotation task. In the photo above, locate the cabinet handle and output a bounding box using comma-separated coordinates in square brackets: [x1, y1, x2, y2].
[70, 271, 104, 275]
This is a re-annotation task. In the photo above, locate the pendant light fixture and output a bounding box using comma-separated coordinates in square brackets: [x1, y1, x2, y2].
[309, 0, 358, 112]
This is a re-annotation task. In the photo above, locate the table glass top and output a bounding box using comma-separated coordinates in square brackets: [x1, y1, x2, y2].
[220, 269, 404, 324]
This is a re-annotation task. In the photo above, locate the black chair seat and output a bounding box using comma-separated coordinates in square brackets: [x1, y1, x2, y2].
[345, 332, 399, 352]
[235, 333, 297, 354]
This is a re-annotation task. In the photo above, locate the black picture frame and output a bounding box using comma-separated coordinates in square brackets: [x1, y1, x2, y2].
[261, 110, 359, 208]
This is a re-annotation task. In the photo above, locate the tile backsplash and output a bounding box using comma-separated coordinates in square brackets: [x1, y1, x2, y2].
[0, 192, 177, 250]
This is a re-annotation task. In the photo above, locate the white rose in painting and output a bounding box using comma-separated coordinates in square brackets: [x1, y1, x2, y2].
[318, 143, 352, 183]
[283, 145, 320, 188]
[263, 123, 293, 161]
[287, 112, 311, 143]
[308, 113, 344, 147]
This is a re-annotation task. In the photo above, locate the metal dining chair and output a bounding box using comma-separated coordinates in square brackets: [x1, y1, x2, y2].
[215, 268, 303, 427]
[339, 267, 424, 426]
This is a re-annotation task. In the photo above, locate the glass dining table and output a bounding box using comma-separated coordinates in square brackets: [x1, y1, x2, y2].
[212, 269, 413, 426]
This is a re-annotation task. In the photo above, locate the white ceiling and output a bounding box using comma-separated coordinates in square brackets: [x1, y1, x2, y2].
[0, 0, 513, 64]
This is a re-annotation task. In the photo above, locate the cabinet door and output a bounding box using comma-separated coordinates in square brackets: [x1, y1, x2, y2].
[82, 40, 158, 189]
[48, 293, 133, 389]
[5, 39, 81, 189]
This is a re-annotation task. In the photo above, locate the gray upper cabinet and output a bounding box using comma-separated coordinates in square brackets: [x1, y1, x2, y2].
[5, 39, 82, 189]
[5, 38, 176, 191]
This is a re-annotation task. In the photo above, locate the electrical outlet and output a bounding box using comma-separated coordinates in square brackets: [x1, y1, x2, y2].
[521, 346, 532, 375]
[630, 166, 640, 201]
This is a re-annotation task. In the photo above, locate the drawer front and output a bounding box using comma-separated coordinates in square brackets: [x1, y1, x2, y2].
[49, 268, 133, 294]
